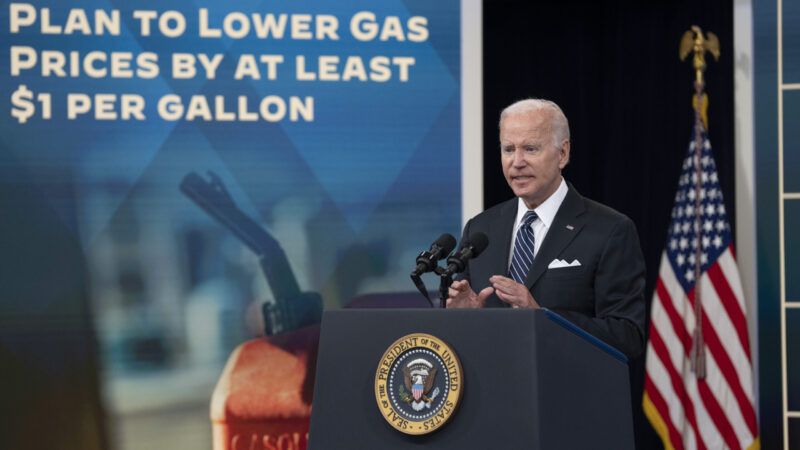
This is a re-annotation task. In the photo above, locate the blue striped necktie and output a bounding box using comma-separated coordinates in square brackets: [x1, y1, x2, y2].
[509, 210, 538, 283]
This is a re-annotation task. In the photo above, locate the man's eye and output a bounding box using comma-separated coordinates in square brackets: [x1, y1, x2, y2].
[524, 146, 539, 153]
[502, 146, 514, 153]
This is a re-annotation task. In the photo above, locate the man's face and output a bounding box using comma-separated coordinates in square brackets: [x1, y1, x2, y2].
[500, 110, 570, 209]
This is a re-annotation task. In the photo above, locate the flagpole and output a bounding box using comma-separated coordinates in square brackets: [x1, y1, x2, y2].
[643, 29, 758, 449]
[691, 79, 708, 378]
[679, 25, 720, 379]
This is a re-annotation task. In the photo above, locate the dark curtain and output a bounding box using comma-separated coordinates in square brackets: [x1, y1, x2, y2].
[483, 1, 735, 448]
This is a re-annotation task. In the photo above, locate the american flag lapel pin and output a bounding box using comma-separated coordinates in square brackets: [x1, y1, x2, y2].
[566, 225, 574, 230]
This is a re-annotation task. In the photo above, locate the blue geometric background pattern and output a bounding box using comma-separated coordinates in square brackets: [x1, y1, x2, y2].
[0, 0, 461, 392]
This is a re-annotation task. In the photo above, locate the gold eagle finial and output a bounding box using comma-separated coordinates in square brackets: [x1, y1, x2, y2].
[679, 25, 720, 86]
[680, 25, 720, 130]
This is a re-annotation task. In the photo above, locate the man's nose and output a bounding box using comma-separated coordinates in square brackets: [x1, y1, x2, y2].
[512, 149, 526, 166]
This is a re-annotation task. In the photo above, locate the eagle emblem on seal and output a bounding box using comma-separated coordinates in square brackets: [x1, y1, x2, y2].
[402, 358, 441, 411]
[375, 333, 463, 435]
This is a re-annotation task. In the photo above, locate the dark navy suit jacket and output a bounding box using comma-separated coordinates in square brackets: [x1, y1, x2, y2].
[460, 184, 646, 358]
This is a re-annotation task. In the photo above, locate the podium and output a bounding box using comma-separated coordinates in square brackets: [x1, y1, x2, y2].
[308, 309, 634, 449]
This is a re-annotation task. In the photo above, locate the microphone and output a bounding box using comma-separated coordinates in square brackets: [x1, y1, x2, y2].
[412, 234, 457, 276]
[443, 232, 489, 276]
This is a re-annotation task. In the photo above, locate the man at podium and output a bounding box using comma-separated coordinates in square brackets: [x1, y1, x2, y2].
[447, 99, 646, 359]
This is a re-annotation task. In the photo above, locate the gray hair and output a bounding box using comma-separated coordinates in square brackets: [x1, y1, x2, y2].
[499, 98, 570, 147]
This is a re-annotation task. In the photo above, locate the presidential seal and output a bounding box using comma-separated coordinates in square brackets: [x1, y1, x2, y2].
[374, 333, 463, 435]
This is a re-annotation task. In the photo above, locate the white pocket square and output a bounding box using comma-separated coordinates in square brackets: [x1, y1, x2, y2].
[547, 259, 581, 269]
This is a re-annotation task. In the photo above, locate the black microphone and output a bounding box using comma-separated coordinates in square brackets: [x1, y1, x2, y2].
[443, 232, 489, 276]
[412, 234, 457, 276]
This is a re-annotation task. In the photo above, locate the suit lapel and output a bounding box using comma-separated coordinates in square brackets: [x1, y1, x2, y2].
[491, 199, 518, 275]
[523, 185, 587, 289]
[478, 199, 518, 308]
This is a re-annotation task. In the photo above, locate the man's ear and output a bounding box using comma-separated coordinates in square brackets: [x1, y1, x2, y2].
[558, 140, 571, 169]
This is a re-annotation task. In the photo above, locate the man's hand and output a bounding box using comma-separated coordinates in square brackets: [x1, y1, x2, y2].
[489, 275, 540, 309]
[446, 279, 494, 308]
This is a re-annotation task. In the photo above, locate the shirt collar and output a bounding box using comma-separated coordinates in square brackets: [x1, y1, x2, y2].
[515, 178, 568, 229]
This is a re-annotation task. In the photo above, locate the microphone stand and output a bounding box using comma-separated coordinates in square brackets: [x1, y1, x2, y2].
[434, 266, 452, 309]
[409, 266, 451, 309]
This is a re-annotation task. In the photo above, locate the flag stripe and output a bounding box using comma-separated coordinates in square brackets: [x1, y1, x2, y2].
[651, 274, 758, 449]
[699, 338, 755, 447]
[696, 300, 759, 437]
[697, 379, 741, 450]
[683, 286, 758, 440]
[648, 324, 707, 449]
[650, 294, 718, 448]
[658, 253, 696, 338]
[701, 269, 754, 393]
[645, 345, 695, 449]
[655, 277, 692, 353]
[719, 245, 750, 354]
[718, 250, 747, 309]
[707, 260, 751, 356]
[697, 274, 755, 404]
[655, 271, 754, 448]
[644, 378, 683, 450]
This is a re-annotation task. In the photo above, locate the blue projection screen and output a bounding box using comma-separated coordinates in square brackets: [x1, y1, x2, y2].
[0, 1, 481, 449]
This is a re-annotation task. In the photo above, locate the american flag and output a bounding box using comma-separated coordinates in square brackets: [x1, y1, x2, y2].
[643, 131, 759, 449]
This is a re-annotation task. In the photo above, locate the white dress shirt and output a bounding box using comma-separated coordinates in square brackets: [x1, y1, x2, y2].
[507, 178, 569, 270]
